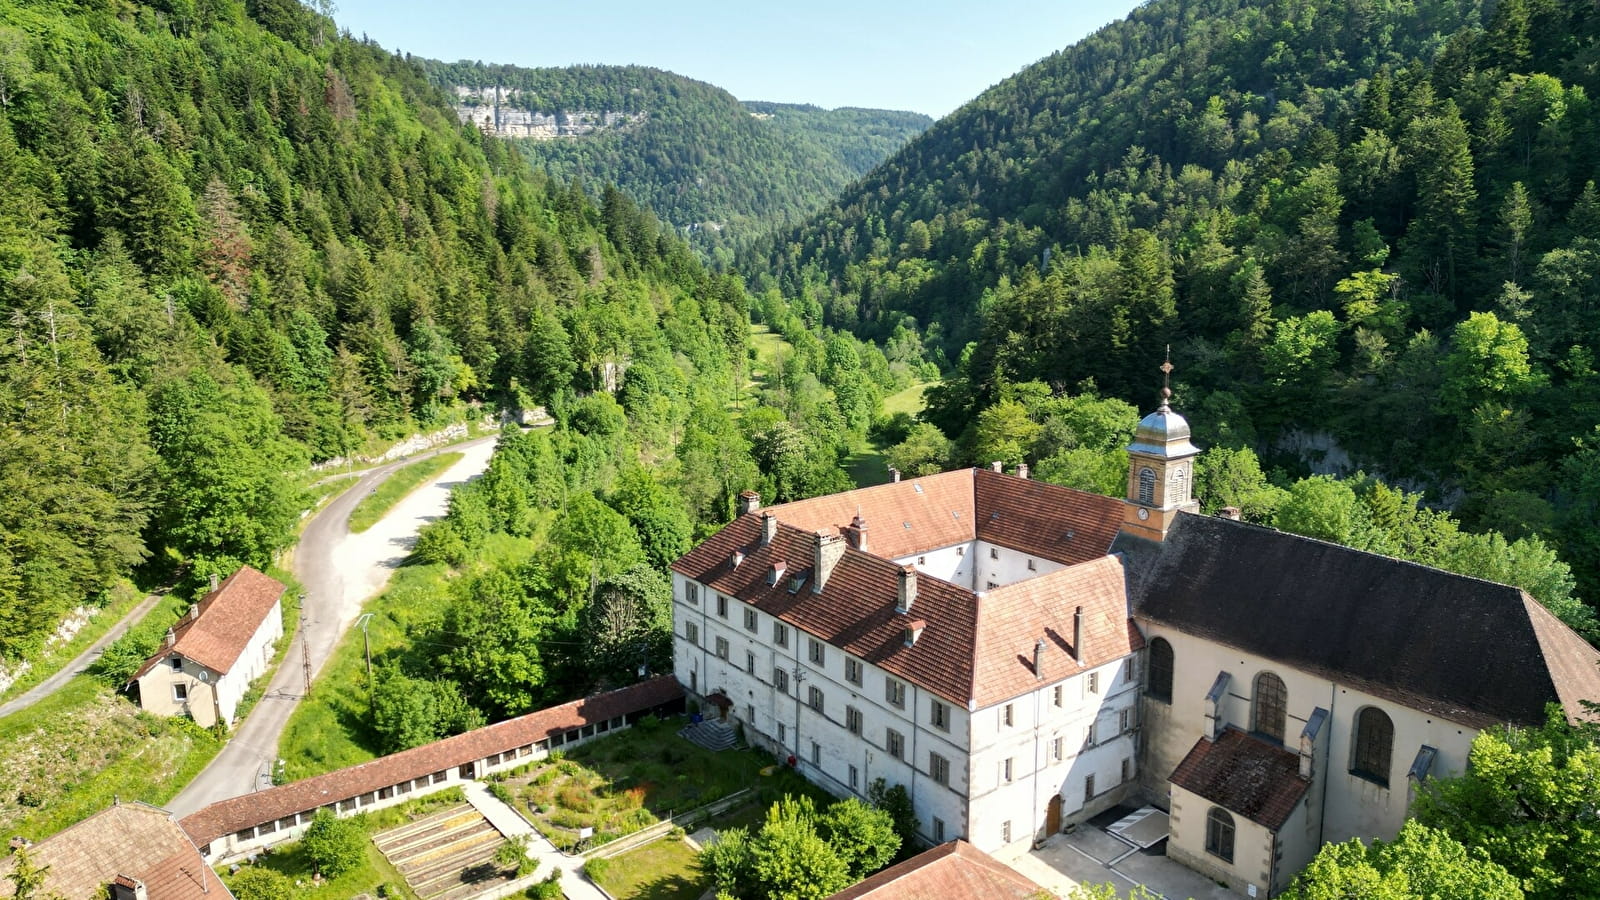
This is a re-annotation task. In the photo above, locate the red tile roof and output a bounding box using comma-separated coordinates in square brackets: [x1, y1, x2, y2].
[973, 556, 1142, 706]
[828, 840, 1046, 900]
[0, 802, 232, 899]
[179, 676, 683, 847]
[1169, 729, 1310, 831]
[673, 469, 1136, 707]
[129, 567, 285, 683]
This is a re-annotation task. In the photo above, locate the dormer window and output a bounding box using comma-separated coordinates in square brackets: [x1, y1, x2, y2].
[169, 656, 182, 672]
[768, 560, 786, 585]
[730, 550, 745, 568]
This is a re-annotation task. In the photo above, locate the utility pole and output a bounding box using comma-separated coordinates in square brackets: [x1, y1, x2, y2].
[356, 613, 374, 680]
[298, 594, 312, 698]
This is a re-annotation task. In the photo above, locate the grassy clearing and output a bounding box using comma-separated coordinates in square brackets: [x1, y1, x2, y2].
[0, 579, 152, 705]
[593, 835, 708, 900]
[278, 532, 539, 780]
[882, 381, 929, 418]
[845, 380, 932, 488]
[505, 718, 825, 852]
[348, 451, 463, 533]
[0, 676, 222, 840]
[222, 821, 420, 900]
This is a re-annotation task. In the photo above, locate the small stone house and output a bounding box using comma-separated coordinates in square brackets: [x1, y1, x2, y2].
[129, 567, 286, 728]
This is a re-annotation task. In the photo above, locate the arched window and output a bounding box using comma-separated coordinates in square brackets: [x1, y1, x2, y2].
[1146, 638, 1174, 703]
[1138, 467, 1156, 504]
[1351, 707, 1394, 786]
[1170, 466, 1189, 503]
[1253, 672, 1287, 743]
[1204, 808, 1235, 863]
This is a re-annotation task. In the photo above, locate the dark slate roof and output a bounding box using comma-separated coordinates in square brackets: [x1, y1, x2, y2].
[1122, 513, 1600, 728]
[1169, 728, 1309, 830]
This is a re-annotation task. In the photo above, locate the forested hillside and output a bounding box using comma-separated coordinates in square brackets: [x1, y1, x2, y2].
[0, 0, 892, 680]
[420, 61, 931, 258]
[750, 0, 1600, 607]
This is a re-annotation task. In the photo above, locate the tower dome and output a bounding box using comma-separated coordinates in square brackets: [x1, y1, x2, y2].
[1128, 388, 1199, 458]
[1121, 355, 1202, 542]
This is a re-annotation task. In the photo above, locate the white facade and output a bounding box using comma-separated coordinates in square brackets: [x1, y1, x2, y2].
[892, 540, 1066, 592]
[671, 571, 1139, 853]
[135, 599, 283, 728]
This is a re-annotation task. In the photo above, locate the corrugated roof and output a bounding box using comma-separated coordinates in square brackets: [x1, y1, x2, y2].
[1126, 514, 1600, 729]
[1169, 729, 1310, 831]
[179, 676, 683, 847]
[0, 802, 231, 899]
[827, 839, 1046, 900]
[129, 567, 285, 682]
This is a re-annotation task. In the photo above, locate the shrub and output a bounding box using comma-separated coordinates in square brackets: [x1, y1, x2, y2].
[557, 783, 593, 812]
[526, 872, 563, 899]
[487, 782, 514, 804]
[494, 834, 538, 877]
[583, 857, 610, 882]
[301, 809, 367, 879]
[228, 866, 297, 900]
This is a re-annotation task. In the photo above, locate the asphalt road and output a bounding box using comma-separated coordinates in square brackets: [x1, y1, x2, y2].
[0, 591, 166, 721]
[165, 435, 500, 817]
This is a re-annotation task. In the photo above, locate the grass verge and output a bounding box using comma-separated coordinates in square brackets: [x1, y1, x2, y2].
[348, 451, 464, 533]
[593, 835, 708, 900]
[0, 579, 153, 705]
[0, 676, 223, 840]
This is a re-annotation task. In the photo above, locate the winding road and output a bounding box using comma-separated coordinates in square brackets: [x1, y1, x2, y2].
[166, 435, 501, 817]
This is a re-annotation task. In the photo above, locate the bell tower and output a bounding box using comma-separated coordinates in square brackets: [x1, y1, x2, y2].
[1122, 355, 1201, 541]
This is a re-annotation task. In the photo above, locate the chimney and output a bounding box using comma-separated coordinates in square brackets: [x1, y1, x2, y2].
[1072, 606, 1084, 664]
[888, 467, 901, 483]
[737, 490, 761, 516]
[730, 550, 744, 569]
[209, 573, 219, 592]
[896, 566, 917, 614]
[768, 560, 787, 585]
[990, 460, 1003, 472]
[761, 512, 778, 546]
[813, 531, 845, 593]
[845, 510, 869, 553]
[904, 619, 927, 647]
[1219, 506, 1242, 521]
[1016, 463, 1030, 480]
[165, 628, 176, 648]
[1034, 638, 1047, 681]
[110, 875, 147, 900]
[188, 604, 201, 621]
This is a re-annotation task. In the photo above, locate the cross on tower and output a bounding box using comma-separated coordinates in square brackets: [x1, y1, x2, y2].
[1159, 346, 1174, 408]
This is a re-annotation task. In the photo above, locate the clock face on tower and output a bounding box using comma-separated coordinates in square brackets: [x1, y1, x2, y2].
[1137, 507, 1150, 521]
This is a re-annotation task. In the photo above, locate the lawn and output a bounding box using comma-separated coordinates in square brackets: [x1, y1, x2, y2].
[591, 835, 708, 900]
[506, 718, 825, 852]
[845, 380, 933, 488]
[0, 676, 223, 840]
[278, 532, 540, 780]
[0, 579, 151, 705]
[348, 451, 464, 533]
[222, 820, 421, 900]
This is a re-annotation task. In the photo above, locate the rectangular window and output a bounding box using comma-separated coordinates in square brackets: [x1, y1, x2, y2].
[931, 700, 950, 731]
[717, 595, 729, 618]
[808, 638, 825, 665]
[1003, 703, 1014, 727]
[886, 728, 905, 760]
[885, 678, 906, 708]
[685, 621, 699, 646]
[1123, 657, 1137, 683]
[845, 658, 863, 686]
[808, 685, 824, 713]
[918, 556, 926, 565]
[1085, 722, 1097, 749]
[811, 741, 821, 765]
[1121, 758, 1133, 783]
[715, 637, 729, 660]
[849, 764, 859, 790]
[1085, 774, 1096, 801]
[747, 704, 755, 723]
[1120, 707, 1134, 734]
[1089, 671, 1101, 694]
[774, 667, 789, 694]
[1002, 820, 1012, 843]
[989, 547, 999, 560]
[930, 752, 950, 786]
[956, 546, 965, 556]
[744, 607, 758, 632]
[1002, 757, 1013, 783]
[1027, 558, 1036, 571]
[774, 622, 789, 647]
[778, 723, 786, 743]
[1053, 685, 1063, 707]
[169, 656, 182, 671]
[986, 581, 999, 590]
[1052, 736, 1064, 762]
[846, 705, 863, 735]
[933, 818, 945, 842]
[172, 682, 188, 702]
[746, 651, 756, 674]
[686, 582, 700, 605]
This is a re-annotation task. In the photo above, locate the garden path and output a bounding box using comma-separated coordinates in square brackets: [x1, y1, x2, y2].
[461, 781, 607, 900]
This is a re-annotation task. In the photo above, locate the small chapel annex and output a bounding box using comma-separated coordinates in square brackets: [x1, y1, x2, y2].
[668, 374, 1600, 897]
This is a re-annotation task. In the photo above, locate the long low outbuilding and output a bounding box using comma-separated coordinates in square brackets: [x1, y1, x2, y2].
[180, 675, 684, 862]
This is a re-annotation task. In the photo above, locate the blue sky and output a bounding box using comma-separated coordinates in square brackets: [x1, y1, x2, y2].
[332, 1, 1142, 118]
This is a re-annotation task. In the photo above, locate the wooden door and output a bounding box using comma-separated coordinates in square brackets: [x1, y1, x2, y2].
[1046, 794, 1063, 836]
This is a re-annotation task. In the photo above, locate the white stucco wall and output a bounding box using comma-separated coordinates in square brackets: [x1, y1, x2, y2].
[1168, 784, 1280, 897]
[1138, 622, 1479, 851]
[214, 597, 284, 724]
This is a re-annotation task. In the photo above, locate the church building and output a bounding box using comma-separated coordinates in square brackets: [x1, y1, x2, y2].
[668, 374, 1600, 897]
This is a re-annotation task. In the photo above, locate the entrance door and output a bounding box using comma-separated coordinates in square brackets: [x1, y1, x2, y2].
[1046, 794, 1063, 835]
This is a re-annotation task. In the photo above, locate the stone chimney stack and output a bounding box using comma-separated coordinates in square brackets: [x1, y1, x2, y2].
[990, 460, 1003, 472]
[896, 566, 917, 614]
[188, 604, 200, 621]
[1219, 506, 1242, 521]
[1034, 638, 1047, 680]
[761, 512, 778, 546]
[209, 573, 220, 592]
[737, 490, 761, 516]
[813, 531, 845, 592]
[165, 628, 176, 648]
[1017, 463, 1030, 480]
[845, 510, 869, 553]
[888, 467, 901, 483]
[1072, 606, 1084, 664]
